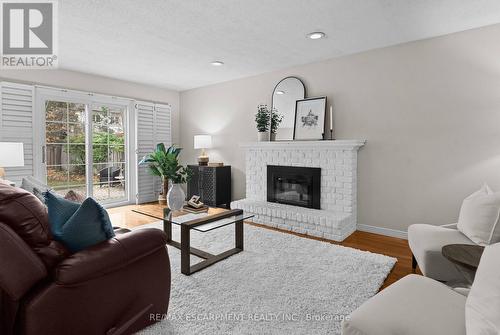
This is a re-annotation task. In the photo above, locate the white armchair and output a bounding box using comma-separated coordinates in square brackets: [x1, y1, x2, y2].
[408, 223, 476, 282]
[342, 274, 466, 335]
[342, 243, 500, 335]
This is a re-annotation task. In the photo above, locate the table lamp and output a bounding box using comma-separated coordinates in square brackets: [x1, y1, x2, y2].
[0, 142, 24, 179]
[194, 135, 212, 166]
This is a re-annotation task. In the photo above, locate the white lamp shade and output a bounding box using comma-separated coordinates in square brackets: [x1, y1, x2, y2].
[194, 135, 212, 149]
[0, 142, 24, 167]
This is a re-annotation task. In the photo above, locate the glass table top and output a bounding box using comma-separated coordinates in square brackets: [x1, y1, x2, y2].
[131, 205, 254, 232]
[165, 211, 255, 232]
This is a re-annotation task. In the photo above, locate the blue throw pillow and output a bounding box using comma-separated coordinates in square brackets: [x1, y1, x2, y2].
[44, 192, 115, 252]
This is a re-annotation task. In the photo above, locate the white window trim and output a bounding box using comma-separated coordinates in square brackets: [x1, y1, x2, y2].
[34, 86, 137, 208]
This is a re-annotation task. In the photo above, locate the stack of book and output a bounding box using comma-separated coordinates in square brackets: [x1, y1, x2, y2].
[182, 204, 209, 213]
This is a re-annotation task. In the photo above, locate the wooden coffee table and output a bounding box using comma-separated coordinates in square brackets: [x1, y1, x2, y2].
[132, 205, 253, 275]
[442, 244, 485, 285]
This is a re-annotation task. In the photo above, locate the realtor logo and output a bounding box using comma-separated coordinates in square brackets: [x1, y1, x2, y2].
[1, 0, 58, 68]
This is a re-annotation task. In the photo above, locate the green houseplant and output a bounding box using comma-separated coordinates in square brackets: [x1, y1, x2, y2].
[270, 109, 283, 141]
[139, 143, 192, 207]
[255, 104, 270, 141]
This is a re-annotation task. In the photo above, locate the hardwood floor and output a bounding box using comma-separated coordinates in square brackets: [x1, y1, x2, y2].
[107, 203, 418, 289]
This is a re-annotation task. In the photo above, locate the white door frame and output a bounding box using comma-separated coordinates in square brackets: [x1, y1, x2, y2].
[34, 87, 136, 208]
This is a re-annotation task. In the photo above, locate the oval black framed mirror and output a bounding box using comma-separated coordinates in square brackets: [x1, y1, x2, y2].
[271, 76, 306, 141]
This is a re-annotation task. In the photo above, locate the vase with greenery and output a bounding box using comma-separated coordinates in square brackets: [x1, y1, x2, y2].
[270, 109, 283, 141]
[139, 143, 193, 207]
[255, 104, 270, 141]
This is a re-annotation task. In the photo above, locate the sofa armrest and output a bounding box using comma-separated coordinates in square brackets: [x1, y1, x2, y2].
[55, 228, 167, 285]
[0, 223, 47, 299]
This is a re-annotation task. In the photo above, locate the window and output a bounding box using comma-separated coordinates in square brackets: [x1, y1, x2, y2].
[45, 101, 87, 197]
[91, 104, 127, 202]
[39, 91, 131, 206]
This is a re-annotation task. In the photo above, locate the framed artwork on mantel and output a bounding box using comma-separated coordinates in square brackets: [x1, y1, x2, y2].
[293, 97, 327, 140]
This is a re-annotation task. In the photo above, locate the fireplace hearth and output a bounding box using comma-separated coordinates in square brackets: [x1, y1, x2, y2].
[232, 140, 365, 241]
[267, 165, 320, 209]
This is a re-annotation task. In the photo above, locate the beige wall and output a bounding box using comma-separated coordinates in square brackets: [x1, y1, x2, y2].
[0, 69, 181, 143]
[180, 23, 500, 233]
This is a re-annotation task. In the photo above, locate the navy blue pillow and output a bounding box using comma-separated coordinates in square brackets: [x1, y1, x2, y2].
[44, 192, 115, 252]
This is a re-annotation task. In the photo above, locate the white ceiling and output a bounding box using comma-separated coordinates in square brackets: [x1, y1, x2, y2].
[59, 0, 500, 91]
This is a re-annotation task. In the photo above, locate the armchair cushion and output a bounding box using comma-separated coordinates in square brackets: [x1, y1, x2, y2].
[45, 192, 115, 252]
[342, 274, 466, 335]
[408, 223, 475, 282]
[466, 243, 500, 335]
[0, 184, 67, 269]
[20, 176, 51, 204]
[55, 228, 167, 285]
[457, 184, 500, 246]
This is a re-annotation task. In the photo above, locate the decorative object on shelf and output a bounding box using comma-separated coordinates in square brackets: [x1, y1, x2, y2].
[271, 77, 306, 141]
[329, 105, 334, 140]
[255, 104, 270, 141]
[187, 165, 231, 208]
[208, 162, 224, 167]
[293, 97, 327, 141]
[194, 135, 212, 166]
[0, 142, 24, 179]
[187, 195, 204, 208]
[183, 195, 209, 213]
[270, 110, 283, 141]
[139, 143, 193, 206]
[182, 204, 209, 213]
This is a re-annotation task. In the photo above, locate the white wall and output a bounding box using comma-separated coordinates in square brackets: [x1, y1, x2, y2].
[0, 69, 181, 144]
[180, 23, 500, 233]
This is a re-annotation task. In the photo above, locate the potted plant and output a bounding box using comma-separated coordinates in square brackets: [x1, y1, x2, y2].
[270, 109, 283, 141]
[255, 104, 270, 141]
[139, 143, 193, 209]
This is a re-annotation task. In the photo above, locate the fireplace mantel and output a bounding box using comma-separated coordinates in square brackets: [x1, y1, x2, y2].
[239, 139, 366, 150]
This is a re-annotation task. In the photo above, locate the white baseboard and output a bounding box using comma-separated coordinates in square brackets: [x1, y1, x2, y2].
[357, 224, 408, 240]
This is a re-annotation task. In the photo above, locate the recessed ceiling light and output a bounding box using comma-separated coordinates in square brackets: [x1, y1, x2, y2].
[276, 90, 285, 95]
[307, 32, 326, 40]
[210, 61, 224, 66]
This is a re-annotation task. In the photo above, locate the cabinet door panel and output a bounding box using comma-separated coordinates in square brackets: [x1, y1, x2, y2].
[187, 165, 199, 198]
[200, 167, 216, 206]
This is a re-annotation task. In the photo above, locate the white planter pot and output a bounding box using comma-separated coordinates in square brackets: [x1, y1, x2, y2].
[167, 183, 185, 211]
[257, 132, 269, 142]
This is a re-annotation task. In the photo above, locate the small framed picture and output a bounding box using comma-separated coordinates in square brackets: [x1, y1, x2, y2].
[293, 97, 327, 140]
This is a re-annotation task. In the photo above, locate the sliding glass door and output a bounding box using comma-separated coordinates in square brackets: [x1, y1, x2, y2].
[45, 101, 87, 197]
[40, 94, 129, 205]
[91, 104, 127, 202]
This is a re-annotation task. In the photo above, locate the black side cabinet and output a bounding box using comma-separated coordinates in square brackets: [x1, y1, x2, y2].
[187, 165, 231, 208]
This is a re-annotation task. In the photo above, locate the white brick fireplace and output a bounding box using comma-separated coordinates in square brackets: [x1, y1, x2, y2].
[231, 140, 366, 241]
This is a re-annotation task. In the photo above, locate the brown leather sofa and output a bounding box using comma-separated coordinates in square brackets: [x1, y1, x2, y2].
[0, 183, 171, 335]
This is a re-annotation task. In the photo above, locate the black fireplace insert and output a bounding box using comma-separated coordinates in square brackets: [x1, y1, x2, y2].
[267, 165, 320, 209]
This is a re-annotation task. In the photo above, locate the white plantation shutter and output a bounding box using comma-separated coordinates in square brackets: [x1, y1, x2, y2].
[153, 103, 172, 195]
[0, 82, 35, 185]
[155, 104, 172, 147]
[136, 102, 156, 203]
[135, 101, 172, 204]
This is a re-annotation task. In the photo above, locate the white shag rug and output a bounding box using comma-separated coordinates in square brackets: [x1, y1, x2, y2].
[135, 221, 396, 335]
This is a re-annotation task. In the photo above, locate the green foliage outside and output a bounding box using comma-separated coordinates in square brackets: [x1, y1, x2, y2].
[67, 132, 125, 165]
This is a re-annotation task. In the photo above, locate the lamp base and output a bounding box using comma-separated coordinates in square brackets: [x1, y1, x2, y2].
[198, 156, 209, 166]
